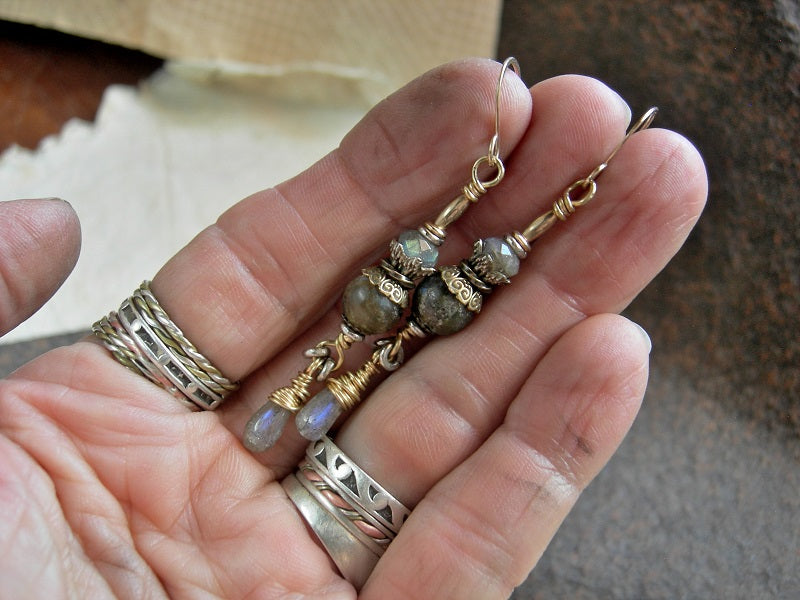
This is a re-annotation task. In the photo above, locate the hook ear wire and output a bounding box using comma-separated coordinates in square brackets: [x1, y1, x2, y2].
[490, 57, 523, 160]
[518, 106, 659, 244]
[586, 106, 659, 182]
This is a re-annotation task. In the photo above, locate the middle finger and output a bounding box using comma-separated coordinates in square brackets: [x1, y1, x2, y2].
[331, 76, 704, 505]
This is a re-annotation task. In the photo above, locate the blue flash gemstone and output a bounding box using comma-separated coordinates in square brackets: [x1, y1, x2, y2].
[242, 402, 291, 452]
[296, 388, 343, 441]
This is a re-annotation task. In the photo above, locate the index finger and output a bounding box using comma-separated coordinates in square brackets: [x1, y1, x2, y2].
[147, 58, 532, 382]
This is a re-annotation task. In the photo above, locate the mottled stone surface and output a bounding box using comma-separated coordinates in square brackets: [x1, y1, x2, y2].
[341, 274, 404, 335]
[412, 273, 475, 335]
[500, 1, 800, 597]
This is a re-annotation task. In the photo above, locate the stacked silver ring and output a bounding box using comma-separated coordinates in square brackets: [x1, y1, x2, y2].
[92, 281, 239, 410]
[283, 436, 410, 589]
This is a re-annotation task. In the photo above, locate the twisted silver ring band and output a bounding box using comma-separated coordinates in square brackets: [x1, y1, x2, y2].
[92, 281, 239, 410]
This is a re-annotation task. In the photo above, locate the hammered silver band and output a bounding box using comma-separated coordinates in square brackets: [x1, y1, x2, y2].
[283, 436, 410, 589]
[92, 281, 239, 410]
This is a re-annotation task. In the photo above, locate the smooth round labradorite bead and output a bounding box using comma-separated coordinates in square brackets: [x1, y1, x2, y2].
[342, 274, 403, 335]
[482, 237, 520, 278]
[412, 274, 474, 336]
[242, 401, 291, 452]
[296, 388, 342, 441]
[398, 229, 438, 268]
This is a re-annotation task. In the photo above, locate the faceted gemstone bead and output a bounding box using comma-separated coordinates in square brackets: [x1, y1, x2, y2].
[242, 402, 291, 452]
[398, 229, 438, 268]
[412, 274, 474, 335]
[342, 274, 403, 335]
[296, 388, 342, 441]
[482, 237, 520, 278]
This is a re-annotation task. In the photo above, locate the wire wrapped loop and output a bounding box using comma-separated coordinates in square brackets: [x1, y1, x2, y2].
[554, 178, 598, 221]
[464, 154, 506, 202]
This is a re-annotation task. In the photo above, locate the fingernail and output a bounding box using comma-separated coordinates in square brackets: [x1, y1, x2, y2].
[38, 197, 70, 205]
[632, 322, 652, 354]
[612, 89, 632, 127]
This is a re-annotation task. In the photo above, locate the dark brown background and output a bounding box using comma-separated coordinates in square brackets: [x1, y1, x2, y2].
[1, 1, 798, 597]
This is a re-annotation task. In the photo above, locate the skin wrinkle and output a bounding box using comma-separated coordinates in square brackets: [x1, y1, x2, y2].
[0, 62, 707, 598]
[523, 139, 690, 322]
[513, 324, 648, 487]
[0, 200, 80, 333]
[3, 377, 197, 595]
[0, 440, 116, 599]
[436, 488, 525, 584]
[78, 515, 156, 599]
[207, 218, 303, 346]
[329, 145, 416, 252]
[413, 352, 500, 438]
[385, 387, 477, 493]
[580, 135, 706, 285]
[0, 452, 63, 594]
[489, 297, 551, 360]
[403, 433, 577, 599]
[4, 420, 162, 597]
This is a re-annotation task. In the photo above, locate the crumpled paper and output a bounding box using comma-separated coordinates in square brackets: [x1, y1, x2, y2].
[0, 65, 367, 342]
[0, 1, 502, 343]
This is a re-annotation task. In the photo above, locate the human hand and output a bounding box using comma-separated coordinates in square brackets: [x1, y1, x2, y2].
[0, 59, 706, 599]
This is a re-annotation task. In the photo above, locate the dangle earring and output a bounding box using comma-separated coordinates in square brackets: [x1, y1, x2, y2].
[243, 58, 523, 452]
[292, 107, 659, 442]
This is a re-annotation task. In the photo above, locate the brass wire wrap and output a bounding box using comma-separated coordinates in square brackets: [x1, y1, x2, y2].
[268, 368, 318, 412]
[327, 355, 381, 412]
[320, 330, 362, 373]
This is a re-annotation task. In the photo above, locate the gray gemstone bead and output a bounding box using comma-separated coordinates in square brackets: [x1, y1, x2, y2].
[482, 237, 520, 278]
[242, 402, 291, 452]
[342, 274, 404, 335]
[296, 388, 342, 441]
[398, 229, 438, 268]
[412, 274, 474, 336]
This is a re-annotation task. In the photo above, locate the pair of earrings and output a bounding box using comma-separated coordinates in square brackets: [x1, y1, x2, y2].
[242, 58, 657, 453]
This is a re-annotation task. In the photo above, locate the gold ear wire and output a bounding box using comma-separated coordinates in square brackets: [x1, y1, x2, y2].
[489, 57, 522, 161]
[519, 107, 659, 245]
[585, 106, 659, 183]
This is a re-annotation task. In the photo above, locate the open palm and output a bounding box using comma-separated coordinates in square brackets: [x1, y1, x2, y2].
[0, 59, 706, 599]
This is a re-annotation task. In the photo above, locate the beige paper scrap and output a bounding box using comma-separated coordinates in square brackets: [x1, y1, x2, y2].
[0, 1, 503, 343]
[0, 0, 502, 95]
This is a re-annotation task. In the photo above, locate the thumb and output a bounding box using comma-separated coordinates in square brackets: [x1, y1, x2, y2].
[0, 198, 81, 337]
